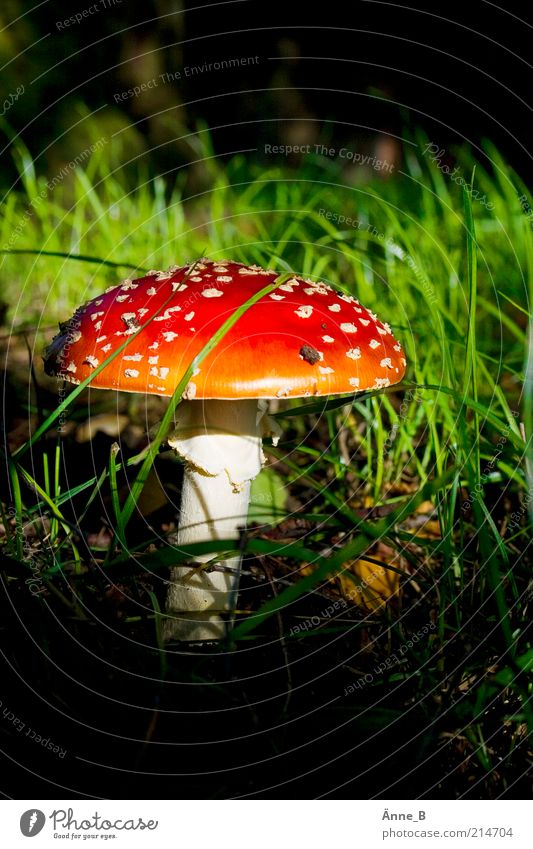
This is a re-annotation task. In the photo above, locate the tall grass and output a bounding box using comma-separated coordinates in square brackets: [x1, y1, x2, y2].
[0, 122, 531, 795]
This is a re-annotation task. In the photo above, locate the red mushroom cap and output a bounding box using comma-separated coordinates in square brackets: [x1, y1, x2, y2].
[44, 259, 406, 399]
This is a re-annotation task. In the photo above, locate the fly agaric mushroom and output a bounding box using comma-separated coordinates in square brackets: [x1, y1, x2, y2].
[44, 259, 406, 642]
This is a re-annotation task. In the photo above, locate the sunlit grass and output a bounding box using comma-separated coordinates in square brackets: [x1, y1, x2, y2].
[0, 123, 531, 793]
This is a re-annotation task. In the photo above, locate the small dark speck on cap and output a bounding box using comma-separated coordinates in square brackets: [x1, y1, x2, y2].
[300, 344, 321, 365]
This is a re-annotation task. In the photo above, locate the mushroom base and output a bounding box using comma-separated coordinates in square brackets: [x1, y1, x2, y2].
[163, 470, 250, 642]
[163, 399, 269, 643]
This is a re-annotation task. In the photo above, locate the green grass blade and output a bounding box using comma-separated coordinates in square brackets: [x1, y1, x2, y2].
[0, 248, 144, 269]
[119, 272, 297, 530]
[108, 442, 126, 551]
[13, 264, 203, 459]
[230, 468, 456, 639]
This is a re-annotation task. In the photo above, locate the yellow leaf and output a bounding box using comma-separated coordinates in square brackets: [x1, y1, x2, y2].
[337, 547, 401, 611]
[295, 544, 402, 612]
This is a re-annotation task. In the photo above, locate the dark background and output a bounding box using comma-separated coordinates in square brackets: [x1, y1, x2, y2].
[0, 0, 531, 801]
[2, 0, 532, 188]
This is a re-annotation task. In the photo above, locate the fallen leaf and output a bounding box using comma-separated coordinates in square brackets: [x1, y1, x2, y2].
[337, 549, 402, 611]
[416, 499, 436, 515]
[123, 467, 169, 517]
[298, 541, 403, 612]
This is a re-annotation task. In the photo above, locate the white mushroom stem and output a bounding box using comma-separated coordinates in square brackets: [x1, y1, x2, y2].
[163, 399, 280, 642]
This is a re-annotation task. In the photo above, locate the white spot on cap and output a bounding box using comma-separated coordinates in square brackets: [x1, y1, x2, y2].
[124, 353, 143, 362]
[120, 279, 137, 290]
[369, 339, 380, 349]
[163, 332, 178, 342]
[147, 287, 157, 296]
[171, 282, 188, 292]
[155, 271, 172, 281]
[377, 327, 387, 335]
[138, 308, 149, 317]
[380, 357, 393, 369]
[149, 341, 159, 350]
[358, 318, 370, 326]
[319, 366, 334, 374]
[340, 323, 358, 333]
[96, 335, 106, 343]
[400, 357, 406, 366]
[190, 276, 202, 282]
[159, 367, 170, 380]
[90, 312, 104, 321]
[217, 275, 233, 283]
[184, 312, 195, 321]
[328, 303, 341, 312]
[373, 377, 390, 388]
[183, 382, 197, 399]
[393, 344, 402, 352]
[269, 293, 285, 300]
[148, 356, 159, 365]
[201, 288, 223, 298]
[382, 322, 393, 335]
[101, 344, 112, 353]
[322, 335, 334, 343]
[94, 299, 103, 306]
[279, 283, 295, 293]
[295, 305, 313, 318]
[66, 362, 77, 374]
[124, 369, 140, 378]
[116, 294, 130, 303]
[346, 347, 361, 360]
[121, 312, 136, 324]
[304, 282, 329, 295]
[349, 377, 360, 388]
[68, 329, 81, 343]
[339, 294, 355, 303]
[84, 355, 99, 368]
[94, 322, 102, 332]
